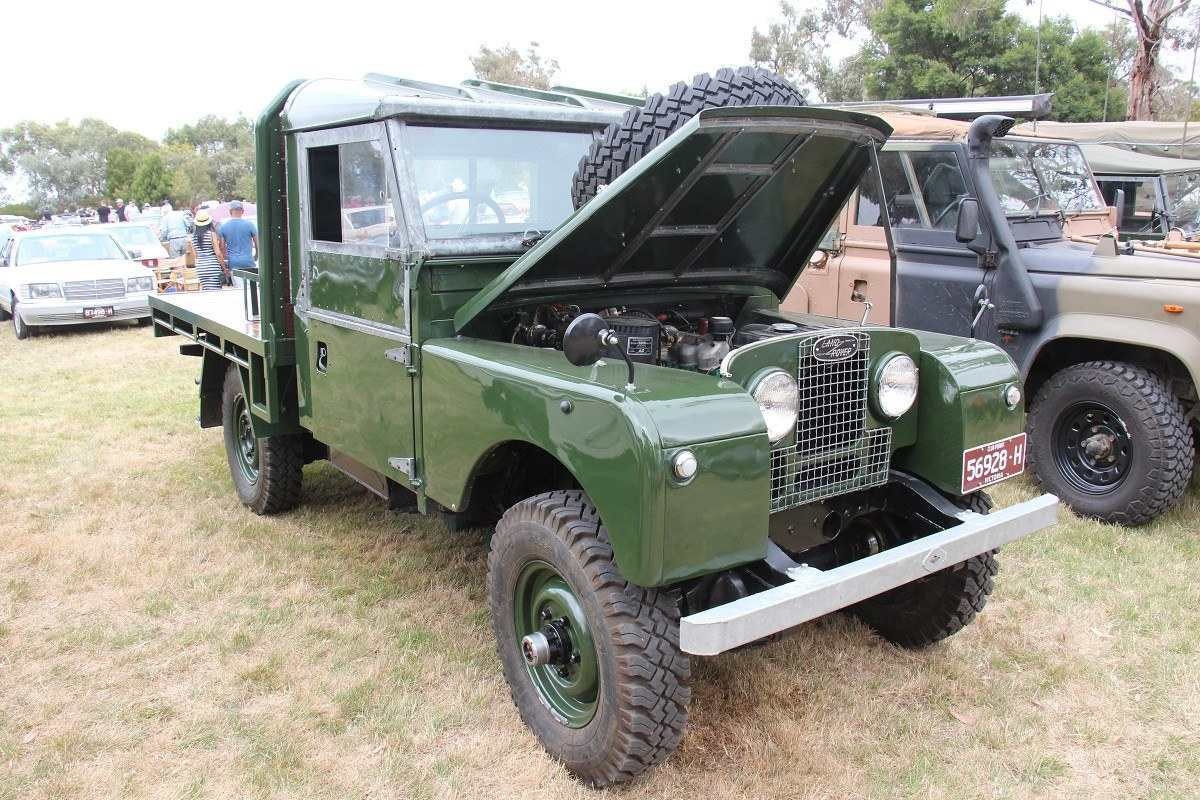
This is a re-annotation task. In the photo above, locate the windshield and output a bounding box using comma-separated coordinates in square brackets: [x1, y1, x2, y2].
[108, 225, 158, 247]
[406, 125, 595, 247]
[1163, 171, 1200, 230]
[16, 234, 127, 265]
[989, 140, 1105, 217]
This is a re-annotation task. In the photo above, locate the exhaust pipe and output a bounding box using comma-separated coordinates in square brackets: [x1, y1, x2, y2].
[965, 115, 1044, 332]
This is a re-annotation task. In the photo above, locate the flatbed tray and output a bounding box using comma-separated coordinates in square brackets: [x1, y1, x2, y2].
[149, 289, 293, 366]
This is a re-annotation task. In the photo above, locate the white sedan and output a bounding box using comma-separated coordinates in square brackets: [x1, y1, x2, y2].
[0, 229, 155, 340]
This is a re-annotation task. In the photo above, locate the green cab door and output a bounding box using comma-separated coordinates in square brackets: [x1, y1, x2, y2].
[294, 122, 417, 492]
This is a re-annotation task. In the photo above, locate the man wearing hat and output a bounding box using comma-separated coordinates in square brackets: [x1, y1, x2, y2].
[218, 200, 258, 283]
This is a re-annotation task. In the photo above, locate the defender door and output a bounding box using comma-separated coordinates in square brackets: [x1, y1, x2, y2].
[784, 207, 847, 316]
[883, 146, 987, 338]
[1095, 175, 1168, 239]
[294, 122, 417, 494]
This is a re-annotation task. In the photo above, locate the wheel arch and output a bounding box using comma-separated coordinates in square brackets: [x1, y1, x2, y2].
[1025, 325, 1199, 409]
[456, 439, 580, 526]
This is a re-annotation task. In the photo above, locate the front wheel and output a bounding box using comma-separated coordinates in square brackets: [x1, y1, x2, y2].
[221, 364, 303, 514]
[488, 490, 690, 786]
[1028, 361, 1193, 526]
[12, 300, 32, 340]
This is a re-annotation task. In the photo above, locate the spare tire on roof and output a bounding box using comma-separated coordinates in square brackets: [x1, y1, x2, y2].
[570, 66, 806, 209]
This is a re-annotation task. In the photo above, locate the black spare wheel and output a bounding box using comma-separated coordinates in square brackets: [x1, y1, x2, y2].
[488, 490, 690, 786]
[571, 66, 806, 209]
[1028, 360, 1192, 526]
[221, 364, 304, 515]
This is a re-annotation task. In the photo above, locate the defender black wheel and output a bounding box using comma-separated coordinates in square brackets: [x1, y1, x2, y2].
[11, 299, 31, 340]
[850, 492, 997, 649]
[1028, 361, 1192, 526]
[488, 490, 690, 786]
[221, 364, 303, 515]
[571, 66, 806, 209]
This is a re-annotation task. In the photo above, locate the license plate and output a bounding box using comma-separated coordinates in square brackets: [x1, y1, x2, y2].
[961, 432, 1027, 493]
[83, 306, 114, 319]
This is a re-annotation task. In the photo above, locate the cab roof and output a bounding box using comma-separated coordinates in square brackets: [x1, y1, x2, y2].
[1080, 143, 1200, 177]
[280, 74, 629, 132]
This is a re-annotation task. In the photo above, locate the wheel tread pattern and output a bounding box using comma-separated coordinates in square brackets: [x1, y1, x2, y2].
[489, 490, 690, 786]
[1027, 360, 1193, 526]
[571, 67, 806, 209]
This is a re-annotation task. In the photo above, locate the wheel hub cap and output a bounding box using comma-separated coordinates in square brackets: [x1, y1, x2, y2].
[1054, 403, 1131, 494]
[513, 560, 598, 727]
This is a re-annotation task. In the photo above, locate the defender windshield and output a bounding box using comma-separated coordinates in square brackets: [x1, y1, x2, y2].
[405, 126, 595, 250]
[988, 141, 1105, 217]
[107, 225, 158, 247]
[16, 234, 127, 265]
[1164, 171, 1200, 231]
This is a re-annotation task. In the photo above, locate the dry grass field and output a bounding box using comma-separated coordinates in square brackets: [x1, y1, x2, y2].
[1, 322, 1198, 800]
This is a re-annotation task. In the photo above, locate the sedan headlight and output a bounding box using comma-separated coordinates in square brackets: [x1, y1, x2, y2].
[875, 354, 919, 419]
[753, 369, 799, 443]
[127, 275, 154, 292]
[24, 283, 62, 300]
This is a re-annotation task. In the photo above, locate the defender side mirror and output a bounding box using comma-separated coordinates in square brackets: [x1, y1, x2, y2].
[563, 312, 637, 388]
[955, 198, 980, 243]
[1112, 188, 1125, 231]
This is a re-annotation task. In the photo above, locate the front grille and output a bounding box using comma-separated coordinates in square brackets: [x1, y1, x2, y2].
[63, 279, 125, 301]
[770, 331, 892, 511]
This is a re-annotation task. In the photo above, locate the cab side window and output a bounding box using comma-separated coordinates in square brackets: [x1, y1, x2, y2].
[855, 152, 914, 226]
[908, 152, 968, 231]
[306, 138, 397, 248]
[1098, 177, 1162, 234]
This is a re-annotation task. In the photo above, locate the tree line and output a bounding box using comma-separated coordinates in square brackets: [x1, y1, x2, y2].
[0, 115, 255, 217]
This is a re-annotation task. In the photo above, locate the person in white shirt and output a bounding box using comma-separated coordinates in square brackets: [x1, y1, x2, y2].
[125, 202, 141, 221]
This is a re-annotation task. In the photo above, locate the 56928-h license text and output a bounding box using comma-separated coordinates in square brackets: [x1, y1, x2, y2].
[962, 433, 1027, 493]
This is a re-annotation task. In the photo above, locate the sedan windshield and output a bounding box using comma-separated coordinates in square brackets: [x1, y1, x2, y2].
[406, 125, 596, 249]
[16, 234, 127, 266]
[988, 141, 1105, 217]
[108, 225, 158, 247]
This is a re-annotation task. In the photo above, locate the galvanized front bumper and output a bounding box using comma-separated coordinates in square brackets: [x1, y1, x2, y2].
[679, 493, 1058, 656]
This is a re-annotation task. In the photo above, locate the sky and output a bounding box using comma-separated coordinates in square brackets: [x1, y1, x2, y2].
[3, 0, 1185, 141]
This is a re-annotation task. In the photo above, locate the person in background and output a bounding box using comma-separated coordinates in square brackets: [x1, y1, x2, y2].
[161, 199, 173, 214]
[125, 201, 141, 221]
[218, 201, 258, 279]
[97, 200, 111, 224]
[114, 199, 127, 222]
[162, 206, 192, 257]
[189, 211, 225, 290]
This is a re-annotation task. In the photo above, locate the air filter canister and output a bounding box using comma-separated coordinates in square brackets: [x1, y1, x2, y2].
[602, 315, 660, 364]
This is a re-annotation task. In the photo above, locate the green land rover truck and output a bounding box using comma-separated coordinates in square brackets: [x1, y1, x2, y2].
[151, 69, 1057, 785]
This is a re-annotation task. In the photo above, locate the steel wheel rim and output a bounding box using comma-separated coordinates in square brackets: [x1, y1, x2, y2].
[513, 559, 598, 728]
[1053, 401, 1131, 495]
[233, 394, 260, 483]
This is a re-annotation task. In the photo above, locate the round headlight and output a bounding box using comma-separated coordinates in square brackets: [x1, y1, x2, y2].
[753, 370, 799, 443]
[876, 354, 919, 419]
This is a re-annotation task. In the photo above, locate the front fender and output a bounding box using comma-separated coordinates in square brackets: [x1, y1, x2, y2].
[1026, 312, 1200, 386]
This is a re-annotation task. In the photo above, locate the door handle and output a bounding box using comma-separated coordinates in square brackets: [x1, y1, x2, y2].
[316, 341, 329, 373]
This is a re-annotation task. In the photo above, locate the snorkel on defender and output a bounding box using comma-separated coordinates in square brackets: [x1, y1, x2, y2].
[966, 115, 1044, 332]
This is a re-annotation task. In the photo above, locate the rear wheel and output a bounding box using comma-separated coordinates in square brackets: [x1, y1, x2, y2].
[571, 66, 806, 209]
[1028, 361, 1192, 525]
[221, 364, 303, 514]
[850, 492, 997, 648]
[488, 490, 690, 786]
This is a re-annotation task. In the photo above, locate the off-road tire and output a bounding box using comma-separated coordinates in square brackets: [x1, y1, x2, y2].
[1028, 361, 1192, 526]
[488, 490, 690, 786]
[11, 299, 31, 340]
[571, 66, 806, 209]
[850, 492, 997, 648]
[221, 364, 303, 515]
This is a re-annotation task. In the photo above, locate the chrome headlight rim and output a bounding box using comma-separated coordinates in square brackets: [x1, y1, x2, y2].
[750, 368, 799, 444]
[873, 353, 919, 419]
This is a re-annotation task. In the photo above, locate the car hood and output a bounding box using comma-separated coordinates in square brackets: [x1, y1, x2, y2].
[454, 105, 891, 331]
[8, 259, 148, 284]
[1023, 240, 1200, 281]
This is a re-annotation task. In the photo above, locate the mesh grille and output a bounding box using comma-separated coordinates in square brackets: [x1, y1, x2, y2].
[770, 331, 892, 511]
[63, 279, 125, 301]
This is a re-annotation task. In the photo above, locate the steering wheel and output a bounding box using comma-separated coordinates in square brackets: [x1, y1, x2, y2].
[931, 193, 968, 227]
[419, 191, 507, 228]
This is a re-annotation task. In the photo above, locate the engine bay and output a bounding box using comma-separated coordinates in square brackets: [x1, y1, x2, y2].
[504, 301, 820, 373]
